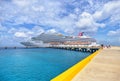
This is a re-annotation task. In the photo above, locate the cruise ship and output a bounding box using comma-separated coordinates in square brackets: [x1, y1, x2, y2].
[21, 32, 100, 47]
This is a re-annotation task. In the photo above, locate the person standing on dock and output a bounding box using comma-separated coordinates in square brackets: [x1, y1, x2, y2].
[101, 44, 104, 49]
[108, 45, 111, 48]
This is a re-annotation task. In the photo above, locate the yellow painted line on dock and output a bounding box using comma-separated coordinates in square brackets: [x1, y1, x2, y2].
[51, 49, 101, 81]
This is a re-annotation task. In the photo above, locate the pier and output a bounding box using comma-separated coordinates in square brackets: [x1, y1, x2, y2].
[72, 47, 120, 81]
[48, 45, 100, 53]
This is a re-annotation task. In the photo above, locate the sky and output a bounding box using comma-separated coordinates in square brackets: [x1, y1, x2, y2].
[0, 0, 120, 47]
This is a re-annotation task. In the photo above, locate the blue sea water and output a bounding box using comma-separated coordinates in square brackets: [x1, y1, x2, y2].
[0, 48, 91, 81]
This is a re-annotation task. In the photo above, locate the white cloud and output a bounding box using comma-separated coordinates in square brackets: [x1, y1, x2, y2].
[27, 31, 34, 35]
[32, 5, 45, 12]
[46, 29, 57, 34]
[0, 0, 84, 34]
[1, 0, 119, 33]
[93, 0, 120, 21]
[0, 0, 120, 46]
[75, 12, 105, 32]
[0, 0, 108, 34]
[12, 0, 32, 7]
[14, 32, 27, 37]
[8, 26, 44, 38]
[107, 29, 120, 36]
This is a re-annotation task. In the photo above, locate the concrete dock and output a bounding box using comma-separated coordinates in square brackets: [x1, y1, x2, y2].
[72, 46, 120, 81]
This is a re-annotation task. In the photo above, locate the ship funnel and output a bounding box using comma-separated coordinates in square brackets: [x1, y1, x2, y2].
[78, 32, 84, 36]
